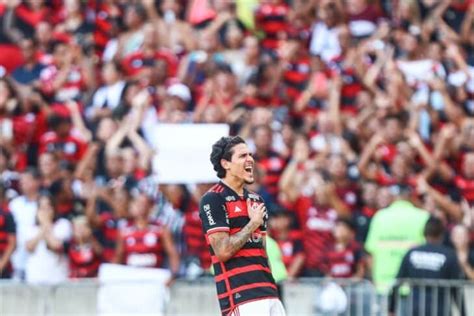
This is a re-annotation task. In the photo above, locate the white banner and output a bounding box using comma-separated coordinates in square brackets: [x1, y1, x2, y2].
[150, 124, 229, 184]
[97, 263, 171, 316]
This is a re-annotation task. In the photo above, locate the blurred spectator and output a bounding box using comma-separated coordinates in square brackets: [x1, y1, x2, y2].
[268, 207, 304, 280]
[324, 218, 365, 279]
[66, 215, 102, 279]
[365, 185, 430, 293]
[87, 61, 127, 122]
[390, 217, 464, 316]
[39, 113, 87, 164]
[115, 4, 148, 59]
[84, 182, 130, 263]
[0, 184, 15, 279]
[353, 181, 378, 242]
[251, 124, 287, 200]
[10, 168, 40, 280]
[11, 38, 45, 86]
[114, 192, 180, 278]
[451, 224, 474, 280]
[25, 194, 72, 284]
[255, 0, 290, 53]
[182, 183, 212, 277]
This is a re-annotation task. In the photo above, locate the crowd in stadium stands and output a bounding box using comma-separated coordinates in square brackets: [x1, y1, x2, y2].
[0, 0, 473, 291]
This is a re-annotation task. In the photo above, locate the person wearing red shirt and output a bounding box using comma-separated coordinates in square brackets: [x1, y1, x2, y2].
[294, 181, 347, 277]
[0, 183, 16, 279]
[255, 0, 290, 52]
[324, 218, 365, 279]
[66, 216, 102, 278]
[84, 183, 131, 263]
[252, 125, 287, 200]
[121, 23, 178, 80]
[114, 192, 180, 278]
[38, 114, 87, 164]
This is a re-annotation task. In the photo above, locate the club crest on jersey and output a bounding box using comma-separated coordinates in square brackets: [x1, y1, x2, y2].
[144, 233, 157, 246]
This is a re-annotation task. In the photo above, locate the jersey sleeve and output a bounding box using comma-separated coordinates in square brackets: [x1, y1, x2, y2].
[199, 192, 229, 236]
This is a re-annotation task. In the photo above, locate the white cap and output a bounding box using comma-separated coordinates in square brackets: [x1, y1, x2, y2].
[167, 83, 191, 103]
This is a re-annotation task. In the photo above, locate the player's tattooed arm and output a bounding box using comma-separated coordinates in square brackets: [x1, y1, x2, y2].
[208, 200, 266, 262]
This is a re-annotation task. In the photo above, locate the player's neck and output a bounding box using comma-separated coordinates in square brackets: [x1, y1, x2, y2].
[221, 178, 245, 196]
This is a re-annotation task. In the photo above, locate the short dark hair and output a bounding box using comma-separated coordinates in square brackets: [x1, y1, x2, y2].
[22, 167, 40, 179]
[336, 217, 357, 232]
[424, 216, 445, 239]
[210, 136, 246, 178]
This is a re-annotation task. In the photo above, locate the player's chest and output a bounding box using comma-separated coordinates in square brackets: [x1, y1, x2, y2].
[225, 199, 249, 219]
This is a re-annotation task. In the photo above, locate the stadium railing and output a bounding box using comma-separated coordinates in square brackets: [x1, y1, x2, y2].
[1, 277, 472, 316]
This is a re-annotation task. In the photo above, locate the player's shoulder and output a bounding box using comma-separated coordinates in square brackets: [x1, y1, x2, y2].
[200, 184, 225, 205]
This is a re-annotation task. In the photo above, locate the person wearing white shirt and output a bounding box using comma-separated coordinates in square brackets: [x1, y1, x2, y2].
[309, 3, 344, 63]
[86, 61, 127, 121]
[25, 194, 72, 284]
[10, 169, 41, 280]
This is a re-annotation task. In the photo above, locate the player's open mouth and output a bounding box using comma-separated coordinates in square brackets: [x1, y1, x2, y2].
[244, 166, 253, 174]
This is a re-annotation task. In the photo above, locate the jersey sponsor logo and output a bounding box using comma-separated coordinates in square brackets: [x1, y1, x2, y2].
[248, 193, 259, 200]
[235, 206, 242, 213]
[203, 204, 216, 225]
[331, 263, 351, 276]
[306, 217, 335, 231]
[225, 196, 236, 201]
[127, 253, 157, 267]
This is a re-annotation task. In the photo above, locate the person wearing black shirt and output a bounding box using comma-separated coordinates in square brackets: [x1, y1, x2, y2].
[390, 217, 465, 316]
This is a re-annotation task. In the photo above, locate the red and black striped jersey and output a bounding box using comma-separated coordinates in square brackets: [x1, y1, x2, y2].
[253, 151, 287, 198]
[255, 3, 290, 51]
[295, 196, 336, 271]
[199, 182, 278, 316]
[120, 222, 165, 268]
[327, 58, 363, 115]
[324, 241, 364, 278]
[0, 210, 15, 276]
[282, 57, 311, 103]
[66, 241, 101, 278]
[97, 212, 130, 262]
[183, 201, 211, 269]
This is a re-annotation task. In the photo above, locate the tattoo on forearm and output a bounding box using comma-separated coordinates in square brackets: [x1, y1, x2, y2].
[227, 224, 255, 254]
[212, 222, 257, 259]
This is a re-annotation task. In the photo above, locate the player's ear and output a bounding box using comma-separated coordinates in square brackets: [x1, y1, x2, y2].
[221, 158, 230, 171]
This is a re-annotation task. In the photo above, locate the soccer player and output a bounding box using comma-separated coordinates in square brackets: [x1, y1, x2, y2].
[199, 136, 286, 316]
